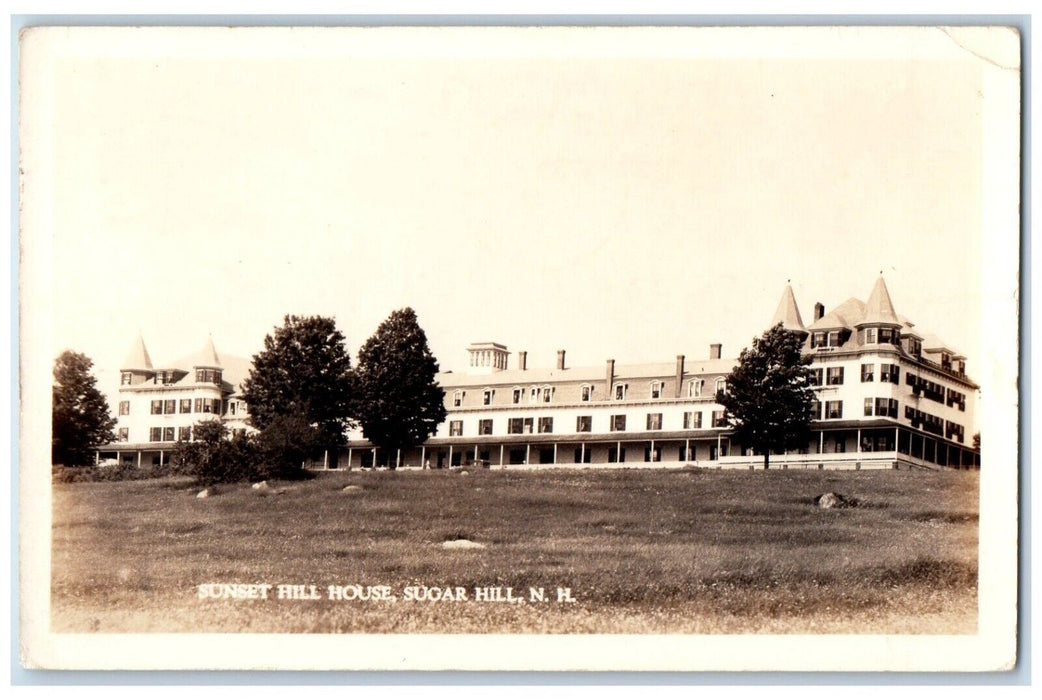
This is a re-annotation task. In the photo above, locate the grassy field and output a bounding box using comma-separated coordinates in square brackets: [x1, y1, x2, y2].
[51, 467, 979, 634]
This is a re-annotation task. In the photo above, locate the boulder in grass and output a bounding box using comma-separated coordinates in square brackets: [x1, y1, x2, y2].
[251, 481, 269, 490]
[816, 492, 857, 509]
[196, 489, 212, 499]
[441, 539, 486, 550]
[342, 485, 363, 493]
[460, 470, 469, 476]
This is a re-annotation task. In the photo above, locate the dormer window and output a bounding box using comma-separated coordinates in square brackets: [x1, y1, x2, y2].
[650, 381, 663, 399]
[613, 383, 627, 401]
[865, 328, 877, 344]
[482, 388, 494, 406]
[715, 378, 727, 396]
[511, 387, 522, 404]
[121, 372, 133, 385]
[688, 379, 704, 398]
[530, 386, 541, 402]
[542, 385, 554, 403]
[452, 390, 465, 407]
[581, 385, 593, 402]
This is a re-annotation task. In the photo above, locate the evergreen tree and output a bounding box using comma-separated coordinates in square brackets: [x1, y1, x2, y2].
[716, 323, 816, 469]
[52, 350, 116, 465]
[354, 308, 446, 468]
[241, 315, 355, 466]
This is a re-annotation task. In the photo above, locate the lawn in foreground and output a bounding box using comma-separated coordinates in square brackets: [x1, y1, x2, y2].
[51, 467, 979, 634]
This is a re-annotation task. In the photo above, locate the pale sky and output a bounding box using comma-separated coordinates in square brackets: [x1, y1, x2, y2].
[38, 28, 989, 405]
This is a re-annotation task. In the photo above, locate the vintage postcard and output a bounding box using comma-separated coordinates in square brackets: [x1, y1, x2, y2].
[18, 25, 1020, 671]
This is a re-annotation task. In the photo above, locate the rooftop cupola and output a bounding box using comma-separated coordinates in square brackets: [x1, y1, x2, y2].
[769, 283, 806, 334]
[466, 342, 509, 375]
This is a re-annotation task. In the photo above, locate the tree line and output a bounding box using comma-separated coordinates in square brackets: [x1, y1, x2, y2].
[51, 307, 447, 482]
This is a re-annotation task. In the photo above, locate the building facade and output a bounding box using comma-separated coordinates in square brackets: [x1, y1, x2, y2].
[99, 276, 980, 471]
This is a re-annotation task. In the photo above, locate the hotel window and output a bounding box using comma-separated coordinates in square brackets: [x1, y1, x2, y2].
[614, 383, 627, 401]
[715, 378, 726, 396]
[452, 390, 464, 407]
[149, 427, 162, 442]
[826, 367, 844, 385]
[880, 364, 900, 384]
[650, 381, 663, 399]
[811, 332, 826, 348]
[121, 372, 133, 386]
[230, 401, 237, 415]
[478, 419, 493, 435]
[712, 410, 727, 428]
[688, 379, 704, 398]
[508, 417, 534, 434]
[204, 399, 214, 413]
[118, 401, 130, 416]
[873, 398, 898, 418]
[178, 426, 192, 441]
[879, 328, 897, 345]
[908, 338, 922, 356]
[827, 330, 841, 347]
[864, 398, 874, 417]
[865, 328, 878, 344]
[825, 400, 843, 419]
[180, 399, 191, 413]
[810, 400, 822, 420]
[482, 389, 494, 406]
[581, 385, 593, 402]
[117, 428, 129, 442]
[530, 386, 542, 402]
[861, 364, 874, 382]
[542, 386, 553, 403]
[151, 400, 163, 415]
[646, 413, 662, 430]
[683, 411, 702, 429]
[576, 416, 592, 433]
[194, 398, 202, 413]
[163, 427, 175, 442]
[164, 399, 176, 414]
[195, 368, 221, 384]
[809, 368, 823, 386]
[449, 420, 463, 437]
[512, 387, 522, 404]
[610, 415, 627, 432]
[538, 417, 554, 434]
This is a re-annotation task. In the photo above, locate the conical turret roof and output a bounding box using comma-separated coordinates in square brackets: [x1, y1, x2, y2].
[770, 284, 806, 333]
[859, 276, 900, 326]
[120, 334, 153, 372]
[191, 336, 223, 369]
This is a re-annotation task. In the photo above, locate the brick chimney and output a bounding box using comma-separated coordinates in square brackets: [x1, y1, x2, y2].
[518, 351, 527, 371]
[606, 359, 615, 394]
[557, 349, 566, 370]
[814, 302, 825, 321]
[710, 343, 722, 360]
[674, 354, 685, 398]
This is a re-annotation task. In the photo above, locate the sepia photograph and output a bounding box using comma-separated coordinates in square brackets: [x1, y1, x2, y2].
[18, 24, 1021, 671]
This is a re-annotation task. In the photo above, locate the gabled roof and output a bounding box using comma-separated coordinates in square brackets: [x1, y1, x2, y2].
[435, 357, 735, 388]
[807, 298, 865, 331]
[770, 284, 806, 333]
[120, 334, 153, 372]
[859, 276, 901, 326]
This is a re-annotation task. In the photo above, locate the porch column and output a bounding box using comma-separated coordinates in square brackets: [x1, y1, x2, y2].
[159, 449, 164, 466]
[819, 431, 824, 454]
[650, 438, 655, 463]
[474, 445, 478, 465]
[137, 451, 142, 468]
[580, 442, 585, 464]
[372, 447, 377, 467]
[553, 443, 558, 464]
[616, 440, 621, 463]
[526, 443, 531, 465]
[323, 450, 329, 469]
[448, 445, 453, 466]
[499, 444, 504, 466]
[347, 447, 353, 469]
[895, 426, 899, 453]
[857, 429, 862, 453]
[396, 449, 401, 469]
[420, 446, 426, 468]
[716, 433, 721, 457]
[685, 438, 690, 461]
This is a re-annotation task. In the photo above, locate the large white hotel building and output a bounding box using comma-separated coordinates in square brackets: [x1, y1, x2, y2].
[98, 276, 980, 471]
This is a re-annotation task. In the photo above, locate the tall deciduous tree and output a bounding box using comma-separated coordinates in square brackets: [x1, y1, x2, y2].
[52, 350, 116, 465]
[354, 308, 446, 468]
[241, 315, 355, 461]
[715, 323, 816, 469]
